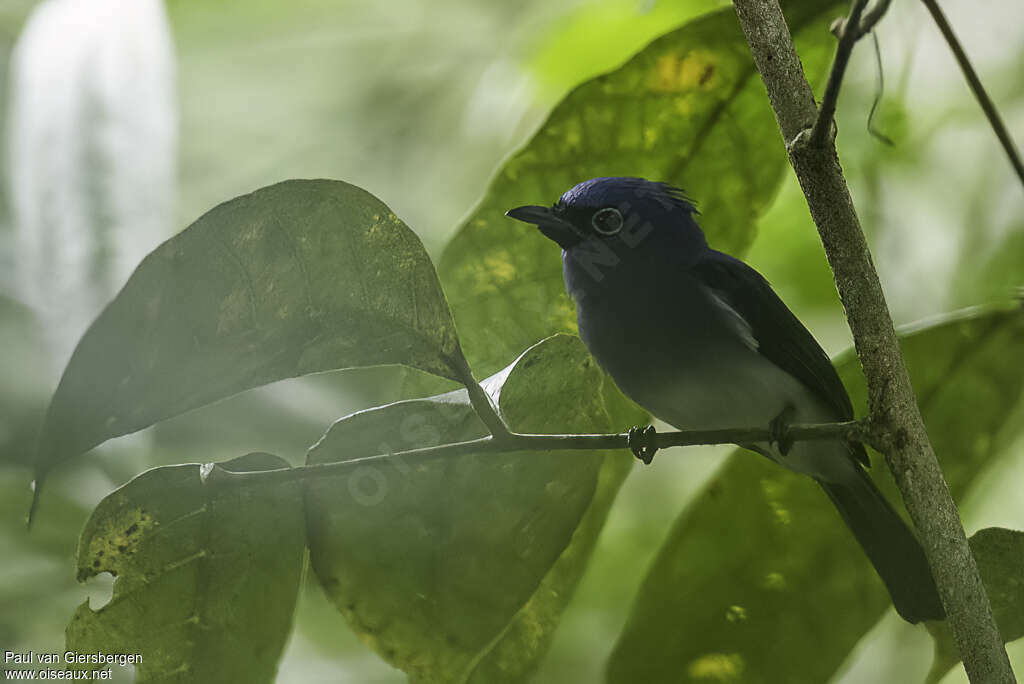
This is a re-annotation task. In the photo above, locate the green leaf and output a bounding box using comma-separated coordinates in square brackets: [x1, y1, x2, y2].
[606, 303, 1024, 684]
[34, 179, 464, 501]
[466, 448, 634, 684]
[66, 452, 305, 683]
[305, 334, 644, 683]
[971, 529, 1024, 648]
[525, 0, 728, 95]
[438, 2, 840, 377]
[846, 305, 1024, 501]
[926, 527, 1024, 683]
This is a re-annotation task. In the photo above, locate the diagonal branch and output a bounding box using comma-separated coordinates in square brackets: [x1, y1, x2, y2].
[857, 0, 892, 38]
[809, 0, 893, 148]
[920, 0, 1024, 191]
[809, 0, 870, 148]
[731, 1, 1014, 682]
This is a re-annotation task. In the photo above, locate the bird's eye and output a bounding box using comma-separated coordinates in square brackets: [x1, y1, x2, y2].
[591, 207, 623, 235]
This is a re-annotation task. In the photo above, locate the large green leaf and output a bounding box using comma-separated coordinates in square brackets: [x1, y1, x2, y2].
[465, 449, 634, 684]
[66, 452, 305, 683]
[438, 1, 840, 377]
[305, 334, 644, 683]
[927, 527, 1024, 683]
[33, 179, 465, 509]
[606, 304, 1024, 684]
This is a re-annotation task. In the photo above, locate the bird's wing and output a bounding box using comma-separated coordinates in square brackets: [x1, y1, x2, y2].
[690, 251, 867, 464]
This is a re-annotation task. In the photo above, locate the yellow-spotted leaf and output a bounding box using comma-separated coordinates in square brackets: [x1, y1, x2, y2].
[33, 179, 465, 517]
[438, 1, 841, 377]
[66, 452, 304, 683]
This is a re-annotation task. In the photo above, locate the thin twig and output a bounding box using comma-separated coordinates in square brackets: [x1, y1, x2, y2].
[856, 0, 892, 39]
[809, 0, 895, 148]
[206, 420, 866, 486]
[920, 0, 1024, 190]
[809, 0, 871, 148]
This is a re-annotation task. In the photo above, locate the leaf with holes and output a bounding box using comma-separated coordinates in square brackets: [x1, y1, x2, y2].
[438, 1, 841, 377]
[33, 179, 465, 514]
[66, 452, 304, 683]
[606, 303, 1024, 684]
[305, 334, 644, 683]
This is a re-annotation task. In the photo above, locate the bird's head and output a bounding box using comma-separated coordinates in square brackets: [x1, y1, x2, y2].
[505, 176, 703, 253]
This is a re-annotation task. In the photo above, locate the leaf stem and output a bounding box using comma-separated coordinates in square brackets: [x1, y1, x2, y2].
[206, 419, 865, 486]
[447, 351, 513, 439]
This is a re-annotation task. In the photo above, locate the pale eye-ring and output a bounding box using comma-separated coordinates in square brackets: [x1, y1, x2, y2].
[591, 207, 624, 235]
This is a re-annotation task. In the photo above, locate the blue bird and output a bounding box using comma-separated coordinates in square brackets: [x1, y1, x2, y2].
[506, 176, 944, 624]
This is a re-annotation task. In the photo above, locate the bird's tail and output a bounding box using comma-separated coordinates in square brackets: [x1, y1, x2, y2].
[819, 467, 945, 623]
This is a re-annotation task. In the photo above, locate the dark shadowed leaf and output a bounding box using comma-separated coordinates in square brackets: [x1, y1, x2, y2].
[606, 304, 1024, 684]
[305, 334, 644, 683]
[65, 452, 305, 683]
[466, 355, 644, 684]
[926, 527, 1024, 683]
[465, 450, 634, 684]
[438, 1, 840, 377]
[971, 529, 1024, 647]
[34, 179, 464, 503]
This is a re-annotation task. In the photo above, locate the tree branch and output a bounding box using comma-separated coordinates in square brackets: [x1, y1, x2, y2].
[205, 420, 865, 486]
[857, 0, 892, 38]
[809, 0, 893, 148]
[731, 1, 1014, 682]
[809, 0, 869, 148]
[920, 0, 1024, 191]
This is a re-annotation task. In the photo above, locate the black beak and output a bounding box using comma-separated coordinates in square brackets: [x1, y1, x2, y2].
[505, 205, 558, 224]
[505, 205, 583, 249]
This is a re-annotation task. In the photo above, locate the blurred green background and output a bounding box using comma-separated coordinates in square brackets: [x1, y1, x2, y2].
[1, 0, 1022, 682]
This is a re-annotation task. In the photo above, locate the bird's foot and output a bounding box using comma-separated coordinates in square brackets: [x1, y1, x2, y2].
[627, 425, 658, 465]
[769, 405, 796, 456]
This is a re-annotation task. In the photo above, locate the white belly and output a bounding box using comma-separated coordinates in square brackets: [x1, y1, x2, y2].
[574, 275, 857, 483]
[587, 324, 855, 483]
